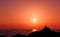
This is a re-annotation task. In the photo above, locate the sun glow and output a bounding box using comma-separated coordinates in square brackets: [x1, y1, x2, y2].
[33, 18, 36, 22]
[32, 29, 38, 32]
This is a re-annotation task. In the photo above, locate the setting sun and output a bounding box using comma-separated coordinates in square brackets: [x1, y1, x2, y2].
[0, 0, 60, 33]
[33, 18, 37, 22]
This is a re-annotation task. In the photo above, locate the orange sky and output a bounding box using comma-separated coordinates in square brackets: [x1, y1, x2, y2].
[0, 0, 60, 30]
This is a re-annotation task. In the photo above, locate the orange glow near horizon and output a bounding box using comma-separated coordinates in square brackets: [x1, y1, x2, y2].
[0, 0, 60, 30]
[32, 29, 38, 32]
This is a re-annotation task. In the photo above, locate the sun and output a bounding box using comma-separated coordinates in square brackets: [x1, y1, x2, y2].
[33, 18, 36, 22]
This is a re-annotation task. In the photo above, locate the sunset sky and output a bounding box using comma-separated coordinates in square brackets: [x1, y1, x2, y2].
[0, 0, 60, 30]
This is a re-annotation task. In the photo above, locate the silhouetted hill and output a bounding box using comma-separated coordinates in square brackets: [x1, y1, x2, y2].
[0, 26, 60, 37]
[28, 26, 60, 37]
[12, 26, 60, 37]
[13, 34, 27, 37]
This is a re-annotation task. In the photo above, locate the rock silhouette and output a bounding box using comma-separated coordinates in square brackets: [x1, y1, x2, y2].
[0, 26, 60, 37]
[28, 26, 60, 37]
[13, 26, 60, 37]
[13, 34, 27, 37]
